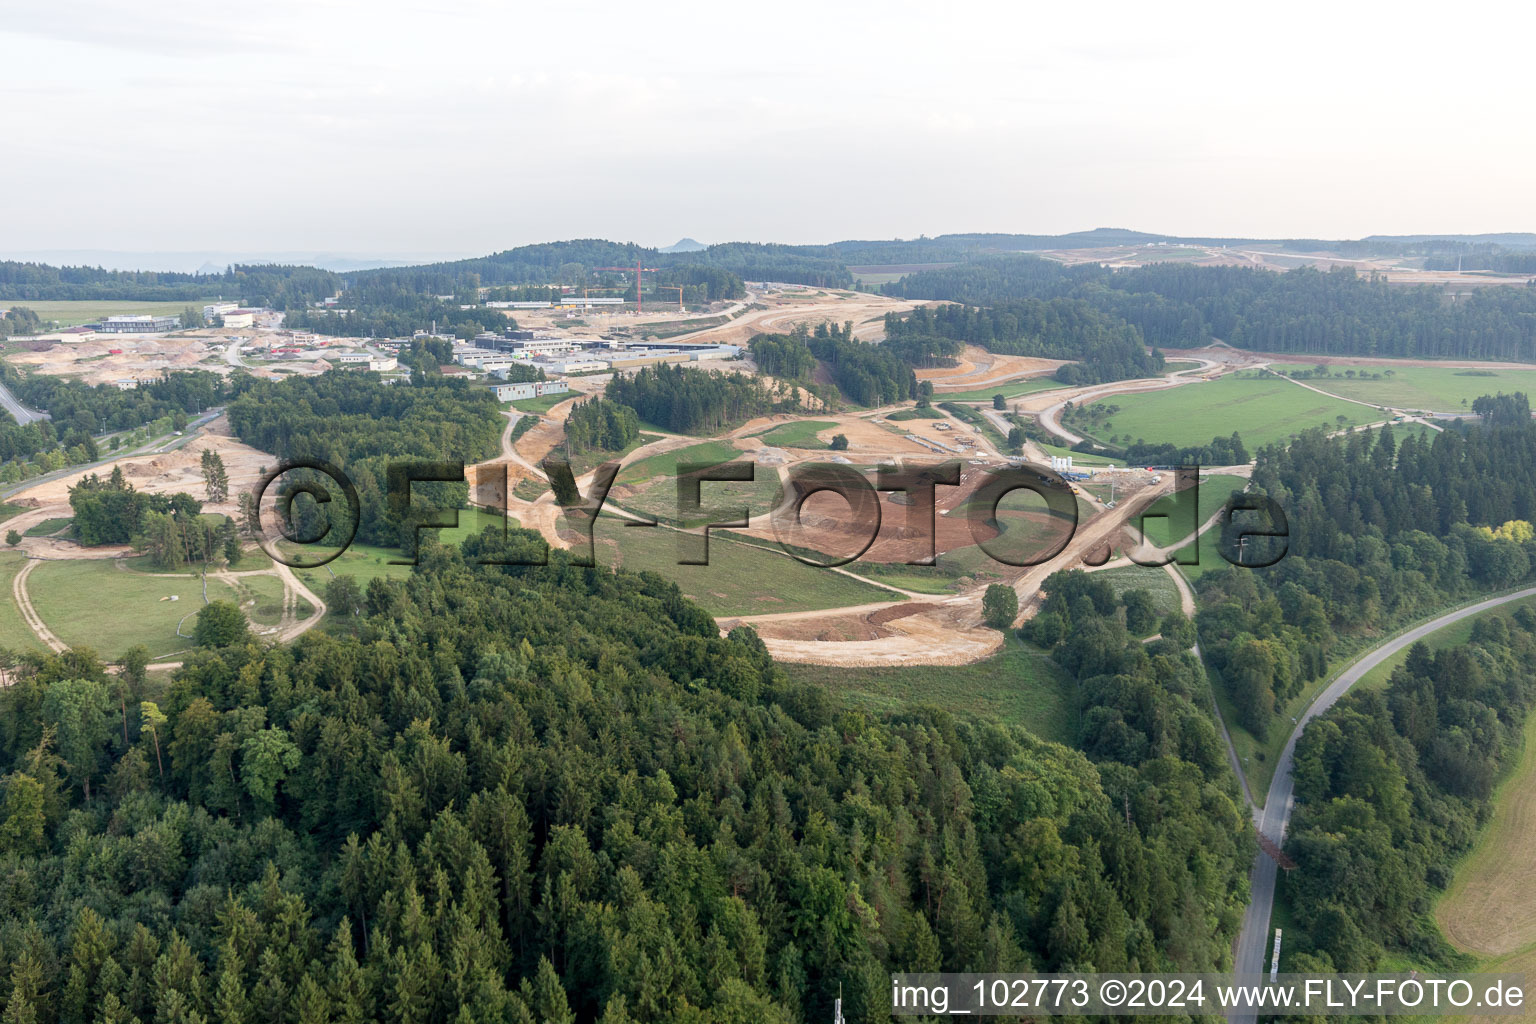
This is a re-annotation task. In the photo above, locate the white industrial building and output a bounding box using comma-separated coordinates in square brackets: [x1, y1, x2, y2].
[561, 297, 624, 308]
[98, 315, 181, 334]
[512, 337, 580, 357]
[534, 356, 609, 374]
[488, 379, 570, 403]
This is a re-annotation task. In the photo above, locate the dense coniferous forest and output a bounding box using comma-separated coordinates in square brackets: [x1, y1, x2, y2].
[1283, 617, 1536, 970]
[226, 372, 503, 547]
[562, 397, 641, 456]
[0, 532, 1253, 1023]
[1197, 407, 1536, 738]
[802, 322, 917, 407]
[283, 286, 514, 340]
[746, 334, 818, 381]
[889, 256, 1536, 360]
[885, 301, 1163, 385]
[604, 365, 774, 434]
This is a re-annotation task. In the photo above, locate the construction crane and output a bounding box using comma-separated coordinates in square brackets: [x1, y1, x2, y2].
[594, 261, 660, 314]
[658, 285, 684, 312]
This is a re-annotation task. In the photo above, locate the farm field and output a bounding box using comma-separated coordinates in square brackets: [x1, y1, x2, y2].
[1083, 375, 1377, 449]
[1437, 675, 1536, 957]
[0, 299, 211, 327]
[590, 517, 895, 617]
[26, 558, 237, 659]
[782, 634, 1076, 743]
[1274, 363, 1536, 412]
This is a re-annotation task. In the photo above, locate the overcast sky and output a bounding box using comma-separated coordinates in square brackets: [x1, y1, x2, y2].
[3, 0, 1533, 257]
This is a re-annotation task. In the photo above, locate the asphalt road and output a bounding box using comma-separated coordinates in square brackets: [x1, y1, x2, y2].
[0, 407, 223, 501]
[0, 379, 48, 425]
[1229, 585, 1536, 1018]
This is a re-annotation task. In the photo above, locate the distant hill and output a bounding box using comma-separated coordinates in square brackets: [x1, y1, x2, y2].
[1366, 233, 1536, 248]
[660, 237, 706, 253]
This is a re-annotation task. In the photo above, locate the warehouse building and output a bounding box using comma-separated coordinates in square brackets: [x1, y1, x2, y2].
[97, 315, 181, 334]
[488, 380, 570, 402]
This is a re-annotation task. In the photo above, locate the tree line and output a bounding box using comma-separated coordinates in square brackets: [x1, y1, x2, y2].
[0, 263, 338, 306]
[889, 255, 1536, 361]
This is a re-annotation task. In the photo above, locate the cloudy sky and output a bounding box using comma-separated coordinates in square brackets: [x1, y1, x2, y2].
[3, 0, 1532, 257]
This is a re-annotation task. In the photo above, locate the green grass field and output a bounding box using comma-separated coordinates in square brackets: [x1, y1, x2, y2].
[1032, 440, 1124, 466]
[1089, 564, 1184, 618]
[289, 541, 416, 598]
[1136, 474, 1249, 551]
[23, 517, 73, 538]
[750, 420, 838, 449]
[1084, 376, 1377, 449]
[782, 634, 1076, 743]
[0, 553, 44, 653]
[618, 472, 782, 527]
[26, 558, 236, 659]
[590, 517, 895, 617]
[886, 406, 944, 422]
[224, 572, 289, 628]
[0, 299, 212, 328]
[1274, 364, 1536, 413]
[614, 440, 743, 486]
[933, 377, 1067, 403]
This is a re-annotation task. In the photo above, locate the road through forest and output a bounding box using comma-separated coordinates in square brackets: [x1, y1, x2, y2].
[1229, 586, 1536, 1021]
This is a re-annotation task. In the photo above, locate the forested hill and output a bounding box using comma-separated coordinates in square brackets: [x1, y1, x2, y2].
[347, 239, 850, 290]
[0, 262, 338, 306]
[0, 530, 1251, 1022]
[888, 255, 1536, 360]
